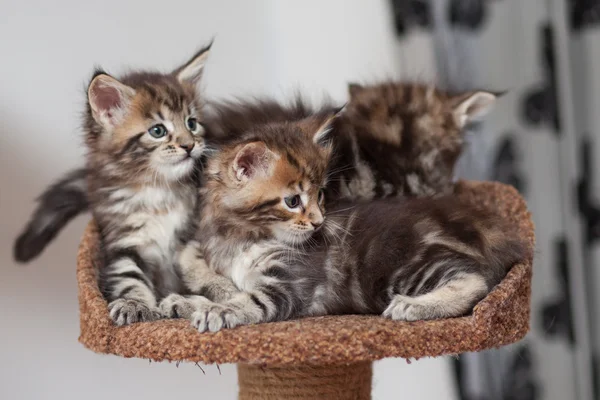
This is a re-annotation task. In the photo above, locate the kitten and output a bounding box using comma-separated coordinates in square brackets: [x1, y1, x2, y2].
[79, 44, 233, 325]
[162, 111, 528, 331]
[327, 82, 496, 202]
[13, 83, 495, 261]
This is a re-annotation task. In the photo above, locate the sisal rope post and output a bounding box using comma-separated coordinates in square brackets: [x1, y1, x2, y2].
[237, 362, 373, 400]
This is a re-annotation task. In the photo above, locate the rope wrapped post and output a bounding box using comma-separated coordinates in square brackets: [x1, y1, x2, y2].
[237, 362, 373, 400]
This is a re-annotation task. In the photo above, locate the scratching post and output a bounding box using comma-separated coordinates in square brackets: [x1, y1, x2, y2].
[76, 180, 534, 400]
[237, 362, 373, 400]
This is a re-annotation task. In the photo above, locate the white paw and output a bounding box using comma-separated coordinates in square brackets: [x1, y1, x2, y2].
[191, 302, 245, 333]
[108, 299, 161, 326]
[159, 294, 199, 319]
[382, 295, 420, 322]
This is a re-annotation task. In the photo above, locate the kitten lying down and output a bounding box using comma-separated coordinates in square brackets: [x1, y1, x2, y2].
[160, 111, 529, 331]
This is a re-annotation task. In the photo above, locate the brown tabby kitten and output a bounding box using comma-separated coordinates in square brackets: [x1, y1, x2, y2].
[158, 110, 340, 328]
[161, 113, 527, 331]
[13, 82, 494, 263]
[327, 82, 496, 202]
[82, 44, 237, 325]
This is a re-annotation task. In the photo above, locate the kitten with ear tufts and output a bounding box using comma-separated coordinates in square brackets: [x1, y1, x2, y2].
[59, 42, 239, 326]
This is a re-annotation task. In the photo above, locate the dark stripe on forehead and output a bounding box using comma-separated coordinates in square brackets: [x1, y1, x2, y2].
[286, 152, 301, 170]
[253, 197, 281, 211]
[141, 83, 158, 98]
[163, 84, 185, 112]
[118, 132, 145, 156]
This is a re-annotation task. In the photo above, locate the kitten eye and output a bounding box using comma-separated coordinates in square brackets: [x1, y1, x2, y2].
[186, 117, 203, 135]
[148, 124, 168, 139]
[284, 195, 301, 209]
[318, 189, 325, 204]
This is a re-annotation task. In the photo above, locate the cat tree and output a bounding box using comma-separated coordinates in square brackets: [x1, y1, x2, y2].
[76, 180, 534, 400]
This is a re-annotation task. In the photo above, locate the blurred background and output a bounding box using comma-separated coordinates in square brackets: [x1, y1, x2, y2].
[1, 0, 600, 399]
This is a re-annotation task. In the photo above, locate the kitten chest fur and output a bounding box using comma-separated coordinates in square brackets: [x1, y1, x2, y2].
[96, 184, 196, 294]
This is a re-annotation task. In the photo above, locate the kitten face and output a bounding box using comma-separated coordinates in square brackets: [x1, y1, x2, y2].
[345, 82, 496, 178]
[206, 112, 338, 244]
[111, 90, 205, 181]
[254, 151, 326, 244]
[85, 45, 211, 184]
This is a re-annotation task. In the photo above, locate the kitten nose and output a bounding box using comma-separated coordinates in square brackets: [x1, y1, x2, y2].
[311, 221, 323, 231]
[180, 142, 195, 155]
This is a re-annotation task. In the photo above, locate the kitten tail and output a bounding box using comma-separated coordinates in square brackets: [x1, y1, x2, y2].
[14, 168, 89, 263]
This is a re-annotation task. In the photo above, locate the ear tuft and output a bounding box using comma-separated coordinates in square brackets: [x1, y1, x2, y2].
[311, 106, 345, 146]
[175, 41, 213, 85]
[87, 73, 135, 126]
[233, 142, 274, 182]
[451, 91, 497, 128]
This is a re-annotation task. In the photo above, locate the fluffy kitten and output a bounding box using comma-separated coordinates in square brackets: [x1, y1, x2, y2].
[328, 82, 496, 202]
[162, 111, 528, 331]
[80, 44, 227, 325]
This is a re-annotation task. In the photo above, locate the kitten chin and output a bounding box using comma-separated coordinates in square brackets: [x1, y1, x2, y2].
[272, 227, 314, 246]
[154, 156, 198, 181]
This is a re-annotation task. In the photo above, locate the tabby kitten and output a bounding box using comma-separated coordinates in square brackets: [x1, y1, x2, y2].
[159, 110, 340, 329]
[162, 111, 528, 331]
[80, 44, 226, 325]
[327, 82, 496, 202]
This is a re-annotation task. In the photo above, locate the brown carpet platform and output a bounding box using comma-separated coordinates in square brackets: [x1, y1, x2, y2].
[76, 180, 535, 400]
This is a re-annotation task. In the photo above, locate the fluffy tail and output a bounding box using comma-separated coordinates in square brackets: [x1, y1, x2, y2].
[14, 168, 89, 263]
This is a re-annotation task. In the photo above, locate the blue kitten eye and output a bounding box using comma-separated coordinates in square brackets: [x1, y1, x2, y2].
[186, 117, 202, 135]
[148, 124, 167, 138]
[284, 195, 301, 209]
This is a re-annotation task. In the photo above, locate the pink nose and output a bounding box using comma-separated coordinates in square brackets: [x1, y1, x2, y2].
[180, 142, 195, 154]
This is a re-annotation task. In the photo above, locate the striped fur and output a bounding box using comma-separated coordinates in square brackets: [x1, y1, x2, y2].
[13, 82, 494, 263]
[161, 111, 340, 332]
[83, 44, 213, 325]
[14, 168, 89, 262]
[327, 82, 496, 202]
[174, 192, 528, 330]
[166, 110, 527, 331]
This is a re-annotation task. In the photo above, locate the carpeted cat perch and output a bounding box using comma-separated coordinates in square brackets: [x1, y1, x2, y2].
[76, 180, 534, 400]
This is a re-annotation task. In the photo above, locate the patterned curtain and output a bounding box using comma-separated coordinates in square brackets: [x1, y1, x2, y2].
[390, 1, 600, 399]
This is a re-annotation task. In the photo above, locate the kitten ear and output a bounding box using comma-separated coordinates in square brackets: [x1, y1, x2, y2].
[87, 72, 135, 128]
[450, 91, 497, 128]
[309, 106, 345, 147]
[174, 42, 212, 85]
[348, 83, 364, 97]
[233, 142, 276, 182]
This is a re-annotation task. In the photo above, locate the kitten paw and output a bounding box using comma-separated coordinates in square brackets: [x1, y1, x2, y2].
[159, 294, 194, 319]
[382, 295, 421, 322]
[108, 299, 161, 326]
[191, 302, 245, 333]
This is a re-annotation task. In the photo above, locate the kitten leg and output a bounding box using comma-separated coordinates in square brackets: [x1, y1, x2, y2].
[103, 252, 161, 326]
[178, 240, 239, 302]
[159, 241, 240, 320]
[383, 273, 488, 321]
[191, 270, 300, 332]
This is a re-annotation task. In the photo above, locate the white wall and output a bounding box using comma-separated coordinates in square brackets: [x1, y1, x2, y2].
[0, 1, 454, 399]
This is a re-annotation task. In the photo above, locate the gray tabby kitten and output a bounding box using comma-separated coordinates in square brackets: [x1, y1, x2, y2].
[160, 109, 528, 331]
[81, 44, 235, 325]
